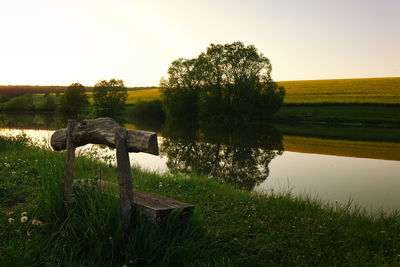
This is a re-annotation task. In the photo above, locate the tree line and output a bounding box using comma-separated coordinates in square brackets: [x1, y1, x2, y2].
[1, 41, 285, 124]
[0, 79, 128, 116]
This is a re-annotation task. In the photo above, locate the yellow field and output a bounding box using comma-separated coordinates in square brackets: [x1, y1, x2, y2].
[283, 135, 400, 161]
[126, 89, 161, 104]
[277, 77, 400, 104]
[124, 77, 399, 105]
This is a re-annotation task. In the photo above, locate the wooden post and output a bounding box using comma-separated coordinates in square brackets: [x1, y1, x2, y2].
[114, 127, 134, 232]
[63, 119, 76, 209]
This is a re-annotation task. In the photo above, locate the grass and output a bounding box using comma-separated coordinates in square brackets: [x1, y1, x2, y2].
[277, 77, 400, 104]
[1, 134, 400, 266]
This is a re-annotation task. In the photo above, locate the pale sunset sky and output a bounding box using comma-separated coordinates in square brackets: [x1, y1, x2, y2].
[1, 0, 399, 86]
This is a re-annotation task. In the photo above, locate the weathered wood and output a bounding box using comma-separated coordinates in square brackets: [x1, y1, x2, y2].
[50, 117, 159, 155]
[134, 190, 194, 224]
[73, 179, 194, 224]
[115, 127, 134, 233]
[63, 120, 76, 208]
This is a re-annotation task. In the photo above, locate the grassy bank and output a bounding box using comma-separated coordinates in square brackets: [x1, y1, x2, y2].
[1, 135, 400, 266]
[274, 104, 400, 126]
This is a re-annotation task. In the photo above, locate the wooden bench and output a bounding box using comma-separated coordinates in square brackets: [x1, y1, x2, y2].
[73, 179, 194, 224]
[51, 117, 194, 231]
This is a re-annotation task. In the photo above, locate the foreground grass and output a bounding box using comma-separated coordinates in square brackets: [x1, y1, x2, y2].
[1, 135, 400, 266]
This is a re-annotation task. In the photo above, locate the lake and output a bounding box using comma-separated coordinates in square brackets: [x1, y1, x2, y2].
[1, 112, 400, 214]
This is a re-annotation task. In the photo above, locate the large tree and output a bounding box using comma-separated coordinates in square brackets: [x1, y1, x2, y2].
[160, 41, 285, 123]
[93, 79, 127, 116]
[60, 83, 89, 114]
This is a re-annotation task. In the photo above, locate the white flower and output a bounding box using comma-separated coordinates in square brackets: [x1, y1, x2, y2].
[26, 231, 31, 236]
[21, 211, 27, 217]
[32, 219, 38, 225]
[8, 211, 14, 216]
[21, 216, 28, 223]
[8, 218, 14, 223]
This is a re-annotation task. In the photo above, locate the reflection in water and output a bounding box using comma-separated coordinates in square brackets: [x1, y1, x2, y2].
[3, 113, 400, 212]
[0, 112, 71, 130]
[160, 121, 284, 190]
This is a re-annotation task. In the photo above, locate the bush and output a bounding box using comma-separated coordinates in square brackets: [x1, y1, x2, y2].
[36, 94, 57, 112]
[1, 94, 35, 111]
[131, 100, 165, 122]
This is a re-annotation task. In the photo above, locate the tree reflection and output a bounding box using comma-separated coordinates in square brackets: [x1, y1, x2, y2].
[161, 121, 284, 190]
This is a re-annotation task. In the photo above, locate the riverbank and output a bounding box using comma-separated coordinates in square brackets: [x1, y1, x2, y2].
[274, 104, 400, 127]
[1, 134, 400, 266]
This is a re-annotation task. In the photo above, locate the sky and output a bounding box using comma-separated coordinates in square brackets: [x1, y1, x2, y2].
[1, 0, 399, 86]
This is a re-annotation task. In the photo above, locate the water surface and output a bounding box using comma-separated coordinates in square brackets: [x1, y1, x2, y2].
[1, 112, 400, 213]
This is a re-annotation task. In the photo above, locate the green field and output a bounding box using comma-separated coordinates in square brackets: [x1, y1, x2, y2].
[277, 77, 400, 104]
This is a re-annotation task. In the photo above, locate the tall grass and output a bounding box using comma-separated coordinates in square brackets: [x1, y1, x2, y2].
[0, 135, 218, 266]
[1, 134, 400, 266]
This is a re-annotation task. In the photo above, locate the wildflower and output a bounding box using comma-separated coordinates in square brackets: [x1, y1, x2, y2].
[8, 211, 14, 216]
[26, 231, 31, 236]
[8, 218, 14, 223]
[21, 216, 28, 223]
[32, 219, 38, 225]
[159, 182, 163, 188]
[21, 211, 28, 217]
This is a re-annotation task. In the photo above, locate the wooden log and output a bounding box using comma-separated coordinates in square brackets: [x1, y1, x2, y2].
[114, 127, 134, 233]
[63, 120, 76, 208]
[73, 179, 194, 224]
[50, 117, 159, 155]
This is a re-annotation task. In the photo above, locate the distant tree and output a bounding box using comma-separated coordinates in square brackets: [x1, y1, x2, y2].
[161, 41, 285, 123]
[93, 79, 127, 116]
[60, 83, 89, 114]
